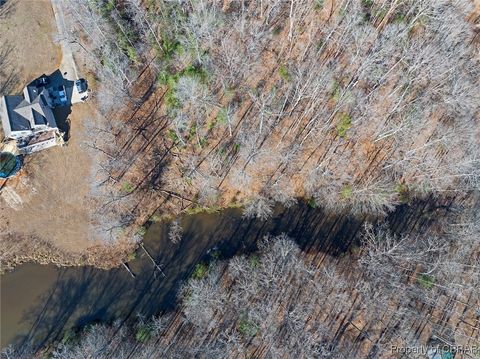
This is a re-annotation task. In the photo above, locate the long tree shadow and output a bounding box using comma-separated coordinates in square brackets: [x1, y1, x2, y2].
[0, 0, 16, 20]
[0, 40, 20, 96]
[5, 196, 453, 352]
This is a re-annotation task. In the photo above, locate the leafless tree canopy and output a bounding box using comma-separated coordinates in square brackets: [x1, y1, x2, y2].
[2, 0, 473, 355]
[168, 219, 183, 244]
[63, 0, 479, 242]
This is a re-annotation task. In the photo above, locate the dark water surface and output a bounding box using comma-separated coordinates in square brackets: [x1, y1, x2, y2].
[1, 200, 441, 349]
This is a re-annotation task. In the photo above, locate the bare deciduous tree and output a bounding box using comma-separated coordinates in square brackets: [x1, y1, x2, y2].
[168, 220, 183, 244]
[242, 195, 274, 220]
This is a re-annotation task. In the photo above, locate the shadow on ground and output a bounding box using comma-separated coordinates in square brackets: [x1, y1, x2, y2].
[0, 0, 16, 20]
[0, 40, 19, 96]
[47, 70, 74, 140]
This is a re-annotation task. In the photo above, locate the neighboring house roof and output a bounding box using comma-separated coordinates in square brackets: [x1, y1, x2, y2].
[0, 82, 57, 140]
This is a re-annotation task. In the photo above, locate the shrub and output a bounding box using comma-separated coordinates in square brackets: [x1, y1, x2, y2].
[126, 45, 138, 63]
[336, 113, 352, 138]
[149, 214, 162, 223]
[362, 0, 373, 8]
[417, 274, 435, 289]
[160, 36, 181, 60]
[331, 81, 341, 101]
[208, 120, 217, 130]
[157, 70, 177, 87]
[272, 25, 283, 35]
[238, 316, 259, 337]
[394, 183, 409, 203]
[94, 0, 116, 17]
[216, 108, 228, 125]
[340, 184, 353, 199]
[307, 196, 318, 208]
[135, 324, 153, 343]
[314, 0, 325, 10]
[182, 65, 208, 83]
[61, 329, 78, 345]
[316, 38, 325, 50]
[278, 65, 290, 81]
[198, 137, 207, 148]
[121, 181, 134, 194]
[192, 263, 209, 279]
[136, 226, 147, 236]
[187, 123, 197, 139]
[211, 250, 221, 260]
[249, 254, 260, 268]
[167, 129, 179, 143]
[165, 88, 181, 109]
[127, 251, 137, 261]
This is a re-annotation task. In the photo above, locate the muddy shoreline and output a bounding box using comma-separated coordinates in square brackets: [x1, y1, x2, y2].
[1, 192, 455, 274]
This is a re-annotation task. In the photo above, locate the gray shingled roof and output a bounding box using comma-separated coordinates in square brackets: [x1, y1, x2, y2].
[1, 96, 31, 136]
[0, 85, 57, 139]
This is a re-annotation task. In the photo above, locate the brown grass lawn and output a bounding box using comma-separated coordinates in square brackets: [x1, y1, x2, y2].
[0, 0, 62, 91]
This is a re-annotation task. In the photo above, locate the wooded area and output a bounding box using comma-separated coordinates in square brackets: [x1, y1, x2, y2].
[54, 0, 480, 243]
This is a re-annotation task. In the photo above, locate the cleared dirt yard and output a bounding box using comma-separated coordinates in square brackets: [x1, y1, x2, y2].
[1, 104, 93, 250]
[0, 0, 129, 271]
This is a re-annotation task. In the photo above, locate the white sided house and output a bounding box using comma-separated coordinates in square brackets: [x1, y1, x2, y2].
[0, 76, 66, 154]
[1, 73, 88, 155]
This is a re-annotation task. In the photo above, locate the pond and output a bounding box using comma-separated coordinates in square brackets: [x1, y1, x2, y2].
[0, 199, 439, 351]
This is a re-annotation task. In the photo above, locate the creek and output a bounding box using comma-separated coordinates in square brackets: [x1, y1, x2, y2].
[1, 199, 439, 350]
